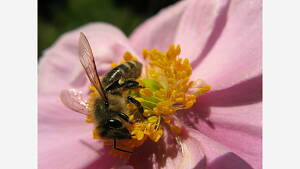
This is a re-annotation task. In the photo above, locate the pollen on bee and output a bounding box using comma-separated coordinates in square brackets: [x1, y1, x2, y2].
[111, 62, 118, 68]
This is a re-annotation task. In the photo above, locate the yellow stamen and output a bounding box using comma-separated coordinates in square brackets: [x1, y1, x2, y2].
[140, 88, 153, 97]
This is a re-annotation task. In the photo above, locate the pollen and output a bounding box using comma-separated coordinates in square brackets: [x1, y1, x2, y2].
[123, 51, 137, 62]
[86, 44, 211, 157]
[85, 86, 98, 123]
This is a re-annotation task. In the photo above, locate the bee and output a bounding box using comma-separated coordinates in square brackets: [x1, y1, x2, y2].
[61, 32, 144, 153]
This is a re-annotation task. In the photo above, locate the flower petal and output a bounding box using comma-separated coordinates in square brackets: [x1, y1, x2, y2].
[39, 23, 135, 95]
[178, 73, 262, 168]
[185, 128, 228, 165]
[174, 0, 230, 63]
[200, 75, 262, 107]
[206, 152, 253, 169]
[191, 0, 262, 90]
[129, 0, 190, 53]
[185, 128, 253, 169]
[179, 102, 262, 169]
[128, 128, 205, 169]
[38, 95, 125, 169]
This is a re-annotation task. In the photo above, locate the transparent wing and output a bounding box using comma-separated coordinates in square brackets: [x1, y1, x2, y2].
[60, 89, 89, 115]
[79, 32, 107, 101]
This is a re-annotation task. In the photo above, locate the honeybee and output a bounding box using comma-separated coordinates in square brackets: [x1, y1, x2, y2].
[61, 32, 144, 153]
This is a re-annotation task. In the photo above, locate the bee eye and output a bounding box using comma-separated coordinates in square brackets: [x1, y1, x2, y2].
[107, 119, 122, 128]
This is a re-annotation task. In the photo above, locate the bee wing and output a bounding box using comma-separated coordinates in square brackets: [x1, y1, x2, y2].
[60, 89, 89, 115]
[79, 32, 107, 101]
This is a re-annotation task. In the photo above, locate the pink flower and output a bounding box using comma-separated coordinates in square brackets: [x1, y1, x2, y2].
[38, 0, 261, 169]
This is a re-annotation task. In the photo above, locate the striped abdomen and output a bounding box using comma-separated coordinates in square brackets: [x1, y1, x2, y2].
[102, 61, 142, 87]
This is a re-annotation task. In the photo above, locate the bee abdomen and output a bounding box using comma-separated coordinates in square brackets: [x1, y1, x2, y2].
[102, 61, 142, 85]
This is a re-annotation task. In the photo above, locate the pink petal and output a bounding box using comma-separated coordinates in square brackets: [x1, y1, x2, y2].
[190, 0, 262, 91]
[128, 128, 205, 169]
[199, 74, 262, 107]
[174, 0, 230, 63]
[129, 0, 190, 53]
[206, 152, 253, 169]
[178, 72, 262, 168]
[179, 102, 262, 169]
[185, 128, 254, 169]
[130, 0, 261, 91]
[39, 23, 136, 95]
[38, 95, 126, 169]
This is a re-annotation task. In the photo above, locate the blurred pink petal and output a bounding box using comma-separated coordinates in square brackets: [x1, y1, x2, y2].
[39, 23, 136, 169]
[129, 0, 190, 53]
[39, 23, 136, 95]
[39, 95, 127, 169]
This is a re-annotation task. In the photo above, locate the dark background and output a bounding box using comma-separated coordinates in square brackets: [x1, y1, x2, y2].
[38, 0, 179, 58]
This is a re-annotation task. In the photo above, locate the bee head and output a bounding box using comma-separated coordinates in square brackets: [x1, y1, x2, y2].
[100, 119, 132, 139]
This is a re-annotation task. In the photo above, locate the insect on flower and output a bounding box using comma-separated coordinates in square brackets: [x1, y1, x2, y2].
[61, 32, 212, 157]
[61, 32, 145, 153]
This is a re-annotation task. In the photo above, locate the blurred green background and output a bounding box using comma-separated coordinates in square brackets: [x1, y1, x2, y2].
[38, 0, 179, 58]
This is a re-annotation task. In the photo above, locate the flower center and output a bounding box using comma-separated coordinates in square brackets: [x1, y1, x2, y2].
[87, 44, 211, 157]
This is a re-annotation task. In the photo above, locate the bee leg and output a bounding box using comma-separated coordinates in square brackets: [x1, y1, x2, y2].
[113, 139, 134, 154]
[118, 112, 133, 124]
[128, 96, 145, 119]
[122, 80, 144, 89]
